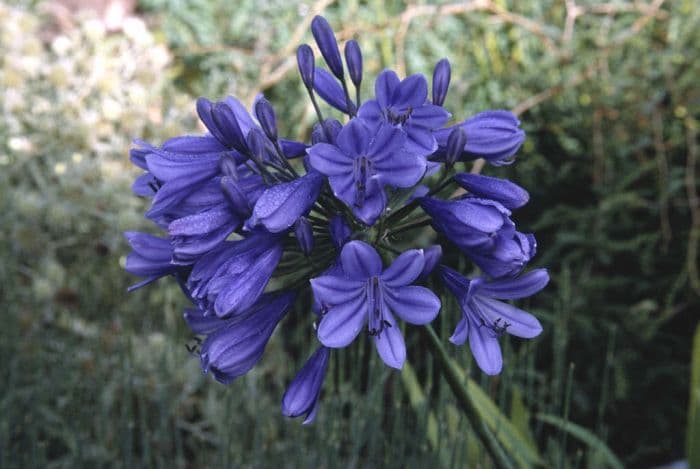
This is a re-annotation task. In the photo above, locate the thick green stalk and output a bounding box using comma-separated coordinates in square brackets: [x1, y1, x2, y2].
[421, 325, 515, 469]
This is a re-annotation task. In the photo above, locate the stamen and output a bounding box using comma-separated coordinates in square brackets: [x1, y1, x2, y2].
[477, 316, 511, 337]
[385, 106, 413, 126]
[367, 277, 387, 337]
[148, 180, 162, 193]
[353, 156, 371, 207]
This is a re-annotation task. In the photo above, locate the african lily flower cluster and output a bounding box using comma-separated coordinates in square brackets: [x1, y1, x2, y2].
[125, 16, 548, 423]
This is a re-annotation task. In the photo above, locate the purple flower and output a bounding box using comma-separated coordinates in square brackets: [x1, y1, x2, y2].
[420, 196, 535, 277]
[141, 136, 242, 222]
[254, 96, 278, 142]
[454, 173, 529, 210]
[296, 44, 315, 90]
[420, 196, 515, 251]
[439, 266, 548, 375]
[344, 40, 363, 88]
[310, 241, 441, 369]
[187, 232, 283, 317]
[358, 70, 450, 156]
[329, 214, 351, 249]
[196, 96, 256, 153]
[199, 292, 296, 384]
[295, 217, 314, 256]
[311, 119, 342, 145]
[281, 346, 330, 424]
[311, 16, 344, 80]
[433, 111, 525, 165]
[250, 171, 324, 233]
[444, 127, 467, 167]
[432, 58, 451, 107]
[168, 204, 241, 265]
[308, 119, 426, 225]
[124, 231, 180, 291]
[313, 68, 350, 114]
[418, 245, 443, 281]
[468, 230, 537, 279]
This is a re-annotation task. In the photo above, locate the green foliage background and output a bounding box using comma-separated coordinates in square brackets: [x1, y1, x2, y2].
[1, 0, 698, 467]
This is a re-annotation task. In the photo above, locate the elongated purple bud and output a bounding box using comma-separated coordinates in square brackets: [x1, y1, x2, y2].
[311, 16, 344, 80]
[251, 172, 324, 233]
[432, 58, 451, 106]
[254, 96, 278, 142]
[454, 173, 529, 210]
[211, 102, 248, 153]
[281, 346, 330, 424]
[295, 217, 314, 256]
[344, 40, 362, 87]
[433, 111, 525, 165]
[296, 44, 315, 90]
[221, 176, 252, 218]
[313, 68, 348, 113]
[445, 127, 466, 167]
[196, 98, 227, 146]
[246, 128, 267, 165]
[418, 245, 443, 281]
[219, 155, 239, 180]
[329, 214, 351, 249]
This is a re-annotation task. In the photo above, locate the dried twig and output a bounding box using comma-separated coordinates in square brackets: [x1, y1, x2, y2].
[562, 0, 581, 46]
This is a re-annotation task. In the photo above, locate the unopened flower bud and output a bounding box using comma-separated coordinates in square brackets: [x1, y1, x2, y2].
[445, 127, 467, 167]
[295, 217, 314, 256]
[254, 96, 278, 142]
[219, 155, 239, 180]
[311, 16, 344, 80]
[221, 176, 251, 218]
[344, 40, 362, 88]
[432, 58, 451, 106]
[296, 44, 315, 90]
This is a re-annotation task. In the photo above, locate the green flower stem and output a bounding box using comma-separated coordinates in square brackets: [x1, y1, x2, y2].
[272, 140, 301, 178]
[385, 168, 455, 225]
[340, 77, 355, 117]
[420, 324, 515, 469]
[388, 217, 432, 236]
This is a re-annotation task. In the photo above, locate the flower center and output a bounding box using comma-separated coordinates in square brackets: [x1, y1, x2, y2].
[477, 316, 511, 337]
[367, 276, 391, 338]
[385, 106, 413, 126]
[353, 155, 372, 208]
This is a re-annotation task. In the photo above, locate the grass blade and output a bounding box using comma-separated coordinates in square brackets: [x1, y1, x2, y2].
[535, 413, 623, 469]
[688, 324, 700, 467]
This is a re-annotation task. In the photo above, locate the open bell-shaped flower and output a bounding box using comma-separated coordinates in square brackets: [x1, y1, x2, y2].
[199, 292, 296, 384]
[308, 119, 426, 225]
[439, 266, 548, 375]
[310, 241, 441, 369]
[124, 231, 180, 291]
[358, 70, 451, 156]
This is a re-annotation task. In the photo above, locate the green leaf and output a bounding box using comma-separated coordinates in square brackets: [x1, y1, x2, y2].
[535, 413, 623, 469]
[422, 325, 543, 468]
[510, 388, 538, 451]
[688, 324, 700, 467]
[401, 361, 439, 450]
[455, 367, 543, 468]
